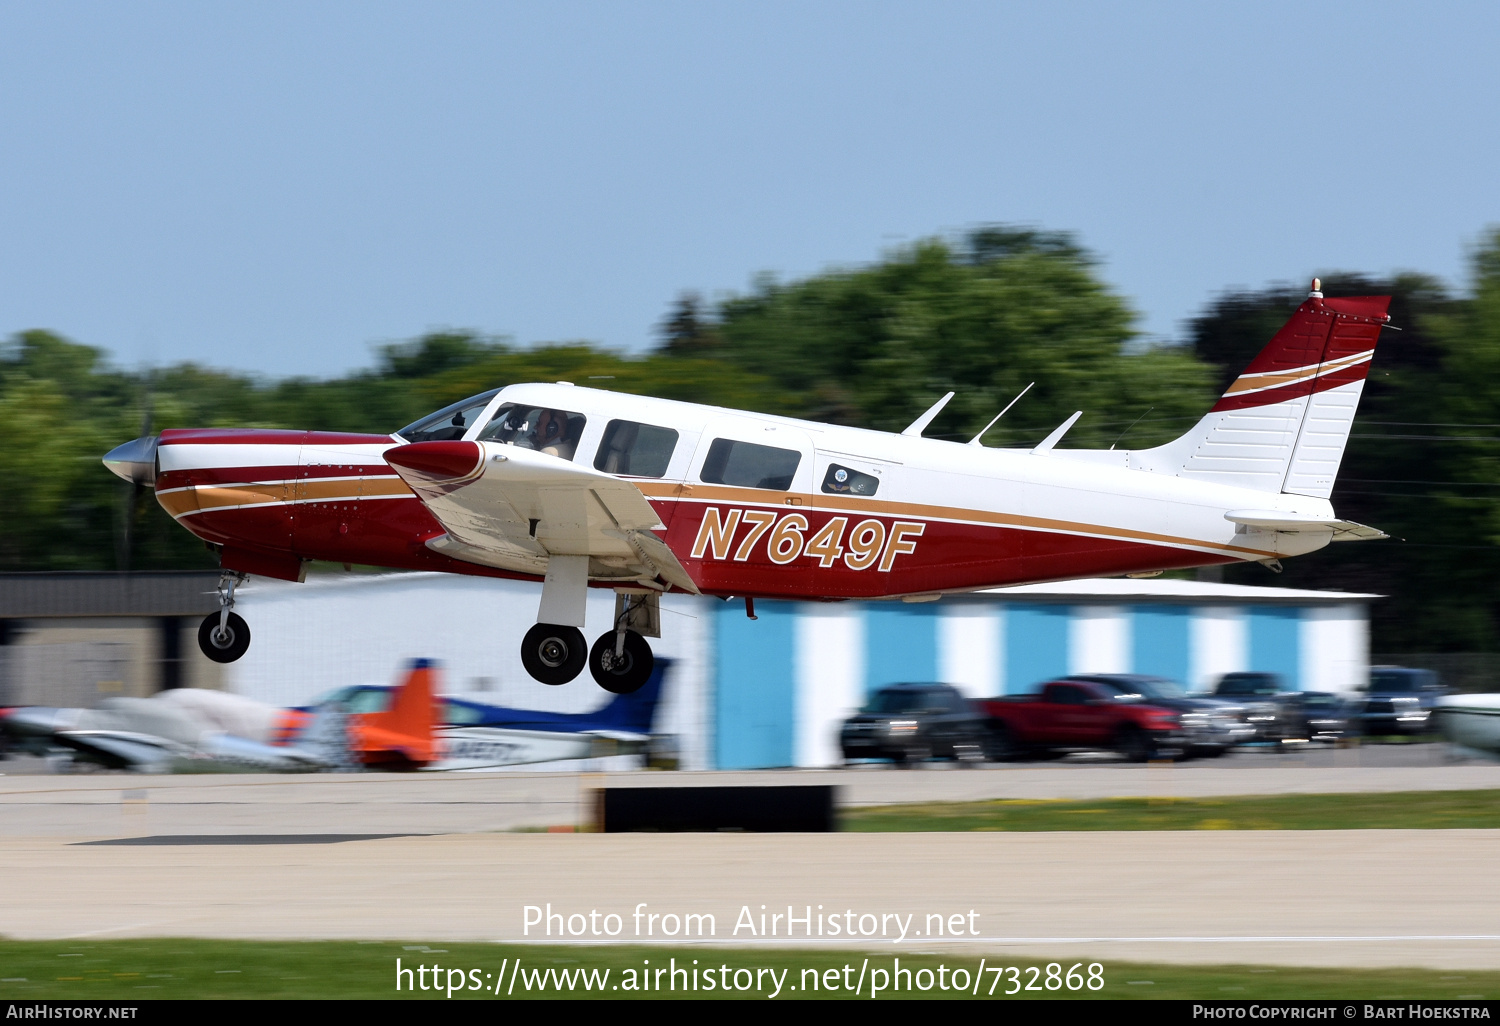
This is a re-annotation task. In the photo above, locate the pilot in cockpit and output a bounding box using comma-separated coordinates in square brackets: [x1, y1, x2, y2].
[530, 409, 565, 453]
[529, 408, 581, 460]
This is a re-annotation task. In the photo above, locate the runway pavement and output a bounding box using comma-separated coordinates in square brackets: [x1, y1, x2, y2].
[2, 746, 1498, 836]
[5, 749, 1499, 969]
[4, 830, 1500, 970]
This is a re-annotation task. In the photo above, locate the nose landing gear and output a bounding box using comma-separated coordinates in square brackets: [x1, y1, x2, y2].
[198, 572, 251, 663]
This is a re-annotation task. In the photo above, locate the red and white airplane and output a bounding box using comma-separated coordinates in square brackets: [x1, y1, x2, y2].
[104, 282, 1391, 694]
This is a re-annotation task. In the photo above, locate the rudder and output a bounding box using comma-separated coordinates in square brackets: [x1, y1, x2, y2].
[1137, 283, 1391, 496]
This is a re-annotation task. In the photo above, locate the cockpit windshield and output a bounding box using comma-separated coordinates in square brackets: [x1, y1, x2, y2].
[395, 389, 501, 443]
[477, 403, 587, 462]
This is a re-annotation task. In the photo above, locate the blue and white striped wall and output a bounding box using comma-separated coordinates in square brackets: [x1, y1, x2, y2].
[712, 579, 1374, 769]
[217, 571, 1372, 774]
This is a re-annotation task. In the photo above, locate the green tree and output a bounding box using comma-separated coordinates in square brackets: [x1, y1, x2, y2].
[707, 229, 1215, 447]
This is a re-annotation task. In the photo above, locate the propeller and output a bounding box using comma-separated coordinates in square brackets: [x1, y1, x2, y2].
[105, 376, 157, 573]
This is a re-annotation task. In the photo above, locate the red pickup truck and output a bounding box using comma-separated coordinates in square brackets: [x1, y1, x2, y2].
[980, 678, 1190, 762]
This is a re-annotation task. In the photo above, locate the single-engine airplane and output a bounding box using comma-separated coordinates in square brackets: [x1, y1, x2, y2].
[104, 281, 1392, 694]
[1, 657, 665, 772]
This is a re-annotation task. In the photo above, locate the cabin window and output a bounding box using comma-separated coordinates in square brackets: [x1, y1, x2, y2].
[594, 419, 679, 478]
[443, 701, 486, 726]
[820, 463, 879, 496]
[342, 688, 393, 714]
[699, 438, 801, 491]
[478, 404, 587, 461]
[396, 389, 501, 442]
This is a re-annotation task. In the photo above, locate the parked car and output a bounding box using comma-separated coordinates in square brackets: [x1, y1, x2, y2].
[839, 683, 989, 766]
[980, 677, 1202, 762]
[1211, 672, 1290, 741]
[1070, 674, 1256, 755]
[1357, 667, 1446, 736]
[1280, 691, 1355, 743]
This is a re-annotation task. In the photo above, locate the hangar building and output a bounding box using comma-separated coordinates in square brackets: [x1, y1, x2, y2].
[216, 572, 1374, 771]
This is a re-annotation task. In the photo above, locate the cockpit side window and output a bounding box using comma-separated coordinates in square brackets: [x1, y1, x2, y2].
[396, 389, 501, 443]
[478, 403, 587, 461]
[594, 420, 679, 477]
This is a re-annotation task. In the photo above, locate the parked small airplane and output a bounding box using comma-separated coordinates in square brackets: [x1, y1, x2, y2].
[1434, 694, 1500, 758]
[104, 282, 1392, 693]
[0, 658, 665, 773]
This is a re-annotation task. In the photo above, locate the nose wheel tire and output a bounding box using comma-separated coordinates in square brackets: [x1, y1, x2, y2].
[588, 630, 654, 694]
[198, 612, 251, 663]
[521, 623, 587, 685]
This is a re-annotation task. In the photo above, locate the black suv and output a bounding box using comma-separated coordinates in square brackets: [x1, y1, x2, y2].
[1358, 667, 1446, 736]
[840, 683, 989, 766]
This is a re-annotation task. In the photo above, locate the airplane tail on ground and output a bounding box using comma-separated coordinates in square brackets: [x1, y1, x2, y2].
[350, 658, 439, 768]
[443, 658, 668, 736]
[1133, 284, 1392, 497]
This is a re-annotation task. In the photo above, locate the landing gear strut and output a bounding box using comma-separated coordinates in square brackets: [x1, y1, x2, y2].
[197, 571, 251, 663]
[517, 578, 658, 692]
[587, 592, 656, 694]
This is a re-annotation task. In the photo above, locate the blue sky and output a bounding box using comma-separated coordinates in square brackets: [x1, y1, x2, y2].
[2, 1, 1496, 378]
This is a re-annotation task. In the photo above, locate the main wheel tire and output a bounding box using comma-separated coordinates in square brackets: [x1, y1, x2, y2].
[198, 611, 251, 663]
[1115, 725, 1153, 763]
[521, 623, 587, 685]
[588, 629, 654, 694]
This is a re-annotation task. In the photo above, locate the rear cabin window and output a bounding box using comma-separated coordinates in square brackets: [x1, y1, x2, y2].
[396, 389, 501, 442]
[478, 403, 587, 462]
[821, 463, 879, 496]
[700, 438, 800, 491]
[594, 420, 679, 478]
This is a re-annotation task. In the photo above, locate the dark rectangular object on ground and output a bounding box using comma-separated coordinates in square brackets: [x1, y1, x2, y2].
[596, 785, 835, 832]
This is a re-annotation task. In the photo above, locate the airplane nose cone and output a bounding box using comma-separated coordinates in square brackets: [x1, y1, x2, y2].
[384, 441, 485, 481]
[103, 435, 159, 485]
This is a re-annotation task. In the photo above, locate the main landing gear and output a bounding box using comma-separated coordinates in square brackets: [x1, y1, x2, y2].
[198, 571, 251, 663]
[519, 586, 657, 694]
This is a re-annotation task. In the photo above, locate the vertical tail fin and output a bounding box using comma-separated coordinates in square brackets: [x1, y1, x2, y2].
[1137, 285, 1391, 496]
[354, 658, 439, 768]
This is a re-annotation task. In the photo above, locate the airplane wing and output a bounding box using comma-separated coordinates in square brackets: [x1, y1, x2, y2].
[1224, 510, 1388, 542]
[51, 730, 186, 771]
[384, 440, 699, 592]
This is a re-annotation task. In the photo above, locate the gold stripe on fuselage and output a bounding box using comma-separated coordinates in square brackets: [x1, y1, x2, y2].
[636, 482, 1277, 559]
[161, 474, 1275, 559]
[158, 476, 413, 520]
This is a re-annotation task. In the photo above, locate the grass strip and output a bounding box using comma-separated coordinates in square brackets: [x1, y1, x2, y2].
[0, 938, 1495, 1000]
[841, 788, 1500, 832]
